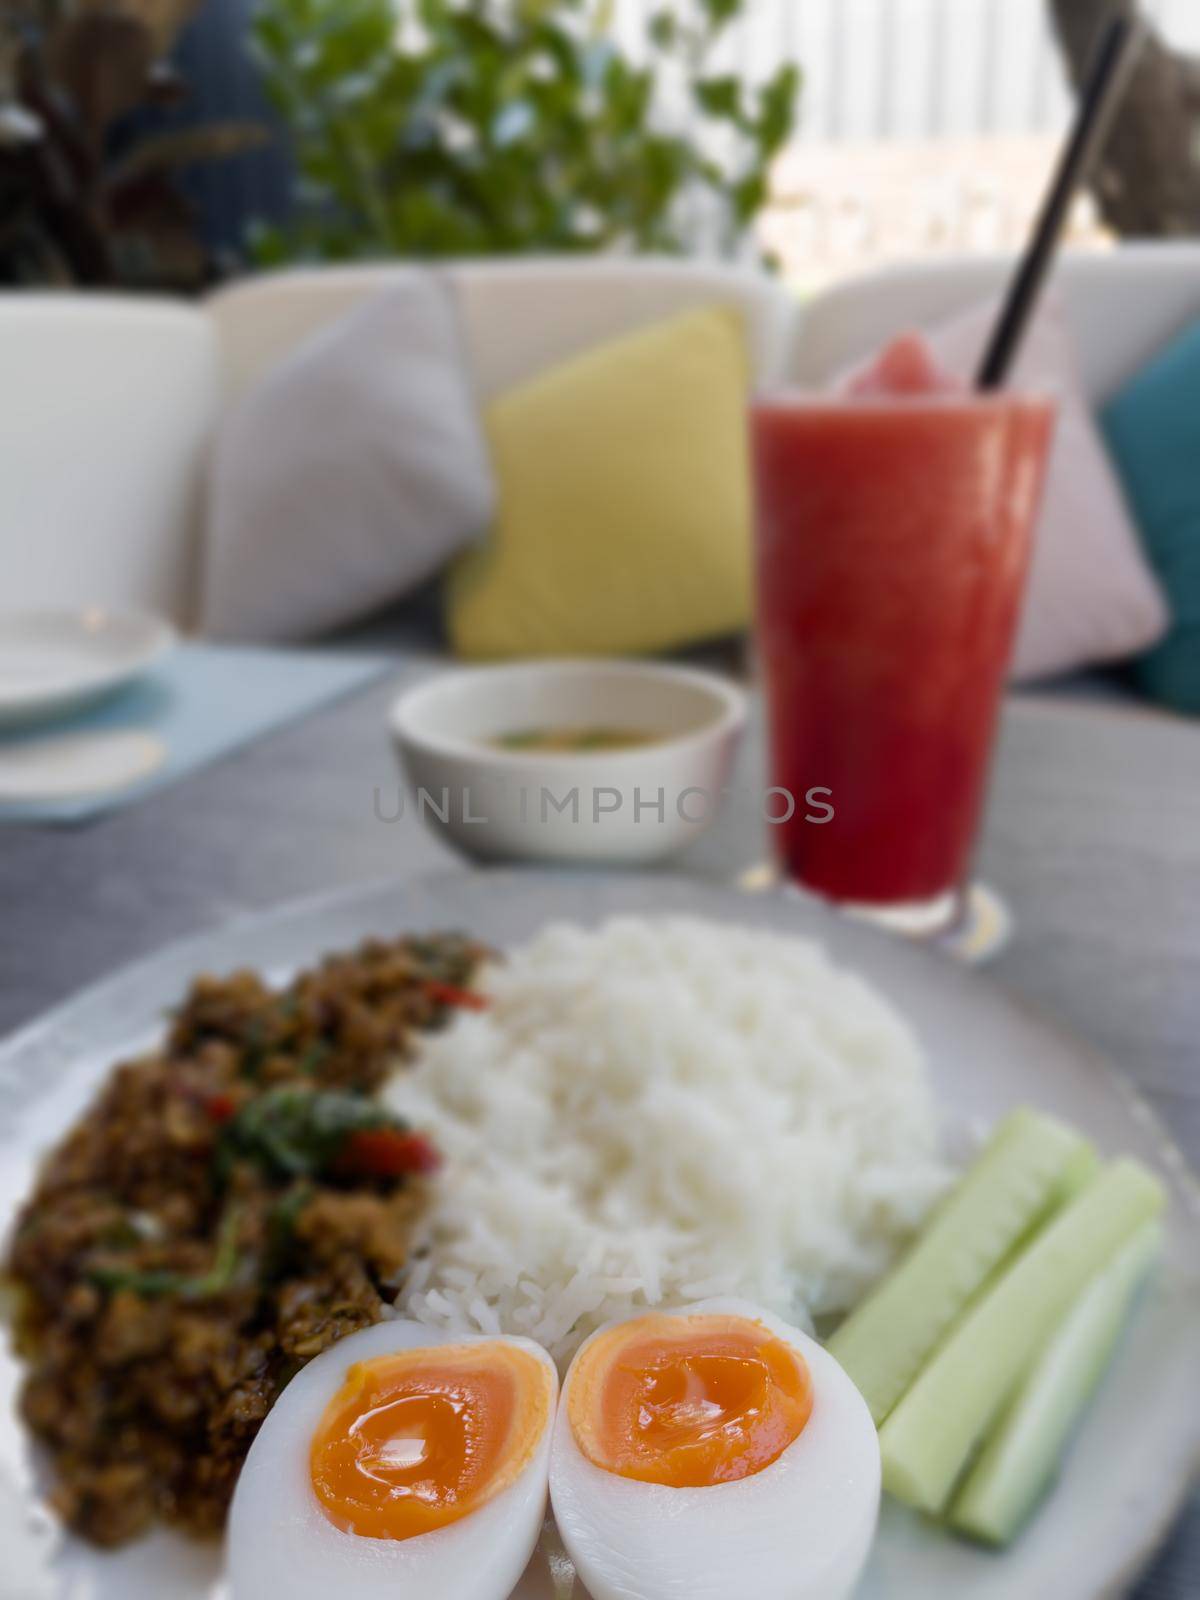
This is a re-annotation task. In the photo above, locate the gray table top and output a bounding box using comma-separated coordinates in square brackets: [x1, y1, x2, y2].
[0, 662, 1196, 1597]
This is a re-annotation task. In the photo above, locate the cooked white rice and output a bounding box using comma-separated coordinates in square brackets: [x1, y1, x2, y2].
[387, 915, 951, 1367]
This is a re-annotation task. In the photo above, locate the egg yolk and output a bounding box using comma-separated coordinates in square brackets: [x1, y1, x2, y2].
[567, 1313, 813, 1488]
[310, 1342, 552, 1540]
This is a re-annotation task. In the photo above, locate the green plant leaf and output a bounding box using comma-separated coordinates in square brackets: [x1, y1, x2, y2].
[694, 74, 743, 120]
[647, 8, 675, 49]
[731, 170, 767, 223]
[697, 0, 743, 32]
[756, 62, 801, 153]
[105, 122, 270, 188]
[47, 11, 155, 148]
[247, 0, 801, 265]
[490, 100, 536, 148]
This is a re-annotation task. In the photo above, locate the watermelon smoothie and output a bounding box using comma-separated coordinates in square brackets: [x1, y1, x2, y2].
[751, 338, 1055, 927]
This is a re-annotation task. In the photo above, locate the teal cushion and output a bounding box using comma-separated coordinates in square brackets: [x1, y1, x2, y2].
[1103, 320, 1200, 714]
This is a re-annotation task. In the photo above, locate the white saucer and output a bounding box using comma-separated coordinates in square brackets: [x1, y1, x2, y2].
[0, 730, 167, 802]
[0, 608, 176, 728]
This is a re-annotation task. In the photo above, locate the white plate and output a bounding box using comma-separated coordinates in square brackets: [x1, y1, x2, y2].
[0, 871, 1196, 1600]
[0, 609, 176, 727]
[0, 730, 167, 801]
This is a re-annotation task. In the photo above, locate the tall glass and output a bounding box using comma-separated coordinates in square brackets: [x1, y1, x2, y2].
[751, 388, 1055, 935]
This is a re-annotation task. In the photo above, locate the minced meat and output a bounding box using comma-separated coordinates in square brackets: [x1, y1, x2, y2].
[5, 932, 485, 1546]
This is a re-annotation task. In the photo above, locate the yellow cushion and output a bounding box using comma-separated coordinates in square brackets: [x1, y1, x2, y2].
[446, 306, 753, 660]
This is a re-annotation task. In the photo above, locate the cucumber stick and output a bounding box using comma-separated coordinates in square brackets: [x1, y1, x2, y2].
[950, 1219, 1162, 1545]
[828, 1108, 1095, 1424]
[879, 1159, 1165, 1514]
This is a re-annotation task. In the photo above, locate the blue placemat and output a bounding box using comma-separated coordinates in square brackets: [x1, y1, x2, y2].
[0, 642, 391, 825]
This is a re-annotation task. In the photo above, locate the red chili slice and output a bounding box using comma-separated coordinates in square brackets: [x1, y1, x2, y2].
[422, 979, 489, 1011]
[204, 1092, 237, 1124]
[340, 1128, 442, 1178]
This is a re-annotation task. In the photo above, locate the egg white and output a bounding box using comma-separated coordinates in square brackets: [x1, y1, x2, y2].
[227, 1319, 558, 1600]
[549, 1296, 881, 1600]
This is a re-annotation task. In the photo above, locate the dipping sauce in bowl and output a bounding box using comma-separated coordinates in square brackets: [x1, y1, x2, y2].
[488, 726, 666, 754]
[390, 660, 746, 865]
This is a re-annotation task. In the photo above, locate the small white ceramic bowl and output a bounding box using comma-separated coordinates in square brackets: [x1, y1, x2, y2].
[389, 660, 746, 864]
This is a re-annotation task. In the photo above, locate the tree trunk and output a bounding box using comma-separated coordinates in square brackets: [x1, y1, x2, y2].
[1049, 0, 1200, 236]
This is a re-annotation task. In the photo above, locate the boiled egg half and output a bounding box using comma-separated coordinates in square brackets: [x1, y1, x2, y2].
[228, 1319, 557, 1600]
[549, 1297, 880, 1600]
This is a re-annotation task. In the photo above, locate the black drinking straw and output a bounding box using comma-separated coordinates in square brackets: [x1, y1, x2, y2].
[975, 13, 1144, 390]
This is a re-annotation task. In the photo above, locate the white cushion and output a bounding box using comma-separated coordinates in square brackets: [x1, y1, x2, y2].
[445, 256, 795, 398]
[202, 276, 493, 642]
[207, 258, 796, 415]
[206, 265, 425, 411]
[0, 296, 215, 624]
[790, 243, 1200, 404]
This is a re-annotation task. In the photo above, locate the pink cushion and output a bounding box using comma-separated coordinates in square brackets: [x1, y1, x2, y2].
[927, 298, 1168, 682]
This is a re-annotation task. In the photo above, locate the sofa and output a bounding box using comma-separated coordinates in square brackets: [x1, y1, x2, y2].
[2, 245, 1198, 700]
